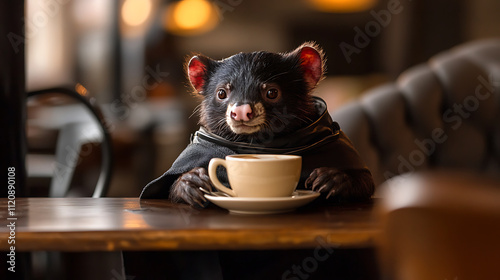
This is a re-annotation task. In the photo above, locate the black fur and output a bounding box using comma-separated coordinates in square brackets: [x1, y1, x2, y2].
[168, 43, 374, 207]
[196, 51, 317, 143]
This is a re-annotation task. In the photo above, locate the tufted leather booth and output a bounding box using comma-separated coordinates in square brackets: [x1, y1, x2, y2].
[331, 39, 500, 188]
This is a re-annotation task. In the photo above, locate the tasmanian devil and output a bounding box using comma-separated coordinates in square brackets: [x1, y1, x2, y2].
[140, 42, 375, 207]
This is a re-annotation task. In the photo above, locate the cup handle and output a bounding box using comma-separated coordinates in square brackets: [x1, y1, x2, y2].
[208, 158, 236, 197]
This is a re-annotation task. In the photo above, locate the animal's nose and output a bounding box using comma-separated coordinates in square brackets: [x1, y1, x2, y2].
[230, 104, 254, 121]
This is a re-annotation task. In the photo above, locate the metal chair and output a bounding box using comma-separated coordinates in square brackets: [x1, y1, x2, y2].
[27, 87, 113, 198]
[27, 87, 120, 280]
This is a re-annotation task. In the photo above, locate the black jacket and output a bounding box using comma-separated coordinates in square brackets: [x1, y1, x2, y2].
[140, 97, 369, 199]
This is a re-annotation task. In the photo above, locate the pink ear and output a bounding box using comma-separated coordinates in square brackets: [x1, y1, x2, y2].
[298, 46, 324, 90]
[187, 56, 207, 92]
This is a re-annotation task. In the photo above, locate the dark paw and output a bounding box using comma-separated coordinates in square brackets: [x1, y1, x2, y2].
[170, 167, 213, 208]
[305, 167, 352, 199]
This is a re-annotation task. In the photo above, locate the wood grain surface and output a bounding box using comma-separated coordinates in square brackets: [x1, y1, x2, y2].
[0, 197, 378, 251]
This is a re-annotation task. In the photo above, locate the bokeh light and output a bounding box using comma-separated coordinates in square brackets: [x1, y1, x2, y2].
[308, 0, 377, 13]
[164, 0, 218, 36]
[122, 0, 152, 27]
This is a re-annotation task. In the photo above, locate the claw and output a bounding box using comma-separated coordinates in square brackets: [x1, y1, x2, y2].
[326, 189, 336, 199]
[170, 167, 214, 208]
[317, 184, 330, 193]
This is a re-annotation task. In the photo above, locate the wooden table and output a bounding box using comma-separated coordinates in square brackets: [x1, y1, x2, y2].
[0, 197, 379, 252]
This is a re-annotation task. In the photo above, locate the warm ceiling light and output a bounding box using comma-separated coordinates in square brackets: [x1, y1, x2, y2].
[164, 0, 218, 35]
[122, 0, 152, 27]
[308, 0, 377, 12]
[75, 83, 88, 96]
[174, 0, 212, 30]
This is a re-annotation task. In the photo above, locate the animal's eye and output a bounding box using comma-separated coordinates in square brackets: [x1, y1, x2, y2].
[217, 89, 227, 99]
[266, 88, 279, 100]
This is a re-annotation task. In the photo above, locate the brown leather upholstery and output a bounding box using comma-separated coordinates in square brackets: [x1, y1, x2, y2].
[376, 171, 500, 280]
[331, 39, 500, 186]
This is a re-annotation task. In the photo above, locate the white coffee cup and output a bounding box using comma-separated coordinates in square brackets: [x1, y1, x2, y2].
[207, 154, 302, 198]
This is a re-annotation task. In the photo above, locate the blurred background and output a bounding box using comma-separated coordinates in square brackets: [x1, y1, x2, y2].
[25, 0, 500, 197]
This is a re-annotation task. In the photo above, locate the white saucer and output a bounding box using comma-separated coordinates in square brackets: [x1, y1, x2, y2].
[204, 190, 320, 215]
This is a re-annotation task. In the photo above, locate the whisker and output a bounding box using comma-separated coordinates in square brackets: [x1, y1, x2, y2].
[189, 104, 203, 119]
[263, 71, 290, 83]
